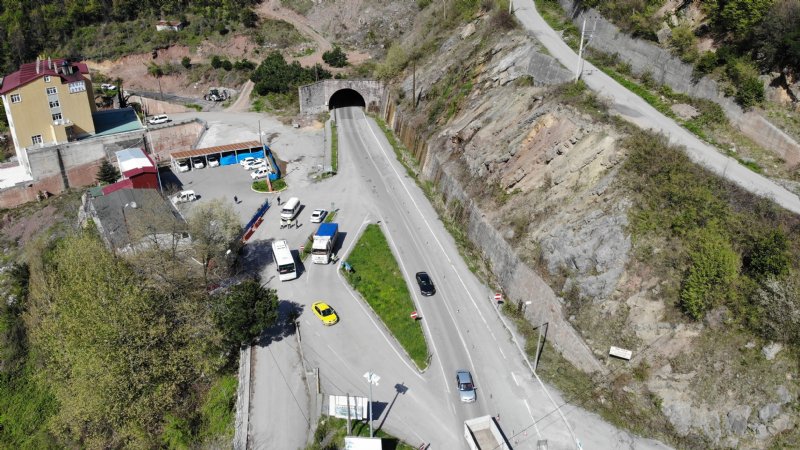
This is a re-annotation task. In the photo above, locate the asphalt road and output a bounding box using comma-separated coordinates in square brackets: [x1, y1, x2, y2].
[243, 107, 674, 450]
[165, 109, 673, 448]
[510, 0, 800, 215]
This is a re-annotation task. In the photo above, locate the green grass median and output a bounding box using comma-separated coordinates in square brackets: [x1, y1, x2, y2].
[342, 224, 428, 369]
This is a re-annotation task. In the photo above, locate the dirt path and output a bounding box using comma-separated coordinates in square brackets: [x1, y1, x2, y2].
[256, 0, 333, 67]
[227, 80, 254, 112]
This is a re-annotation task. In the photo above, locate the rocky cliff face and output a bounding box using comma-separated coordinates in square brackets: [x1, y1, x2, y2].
[384, 15, 798, 448]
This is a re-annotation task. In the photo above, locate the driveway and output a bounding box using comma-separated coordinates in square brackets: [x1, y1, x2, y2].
[510, 0, 800, 215]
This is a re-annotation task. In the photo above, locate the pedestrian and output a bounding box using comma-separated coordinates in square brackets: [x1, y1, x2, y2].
[277, 195, 281, 205]
[234, 195, 238, 204]
[295, 218, 299, 228]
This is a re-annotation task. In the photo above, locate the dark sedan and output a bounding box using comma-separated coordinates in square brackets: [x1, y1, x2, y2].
[415, 271, 436, 296]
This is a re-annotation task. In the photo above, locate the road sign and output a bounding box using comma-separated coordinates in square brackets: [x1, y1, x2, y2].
[410, 311, 418, 320]
[494, 293, 502, 303]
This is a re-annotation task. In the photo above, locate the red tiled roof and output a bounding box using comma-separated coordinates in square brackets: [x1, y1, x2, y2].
[101, 179, 134, 196]
[170, 141, 262, 159]
[0, 59, 90, 94]
[122, 166, 157, 179]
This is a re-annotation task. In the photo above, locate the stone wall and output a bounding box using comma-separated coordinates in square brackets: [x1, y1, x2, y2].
[557, 0, 800, 166]
[385, 103, 605, 374]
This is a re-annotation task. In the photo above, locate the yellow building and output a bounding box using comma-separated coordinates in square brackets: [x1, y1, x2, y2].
[0, 58, 97, 172]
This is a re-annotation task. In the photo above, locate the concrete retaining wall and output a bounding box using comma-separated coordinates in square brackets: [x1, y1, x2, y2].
[147, 119, 207, 163]
[299, 79, 385, 115]
[557, 0, 800, 166]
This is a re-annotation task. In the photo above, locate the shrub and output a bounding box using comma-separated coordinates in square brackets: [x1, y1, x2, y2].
[375, 44, 408, 80]
[322, 46, 348, 68]
[735, 75, 765, 108]
[222, 60, 233, 71]
[680, 227, 741, 320]
[670, 24, 699, 62]
[743, 230, 791, 280]
[210, 55, 222, 69]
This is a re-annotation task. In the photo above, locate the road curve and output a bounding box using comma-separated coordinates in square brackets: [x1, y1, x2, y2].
[511, 0, 800, 215]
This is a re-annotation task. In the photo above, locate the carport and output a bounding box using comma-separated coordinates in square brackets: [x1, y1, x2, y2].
[169, 140, 265, 170]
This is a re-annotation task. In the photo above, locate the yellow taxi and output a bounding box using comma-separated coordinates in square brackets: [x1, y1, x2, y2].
[311, 301, 339, 326]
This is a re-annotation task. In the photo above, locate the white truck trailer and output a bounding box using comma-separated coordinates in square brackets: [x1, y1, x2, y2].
[311, 223, 339, 264]
[464, 415, 512, 450]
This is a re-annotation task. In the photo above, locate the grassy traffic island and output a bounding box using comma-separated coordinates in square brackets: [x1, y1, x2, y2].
[252, 178, 287, 193]
[342, 224, 429, 370]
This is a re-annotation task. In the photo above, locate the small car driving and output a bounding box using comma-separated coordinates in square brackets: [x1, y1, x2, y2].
[456, 370, 476, 402]
[415, 272, 436, 296]
[312, 301, 339, 326]
[310, 209, 327, 223]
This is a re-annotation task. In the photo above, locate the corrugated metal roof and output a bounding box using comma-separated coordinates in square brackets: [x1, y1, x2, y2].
[170, 141, 262, 159]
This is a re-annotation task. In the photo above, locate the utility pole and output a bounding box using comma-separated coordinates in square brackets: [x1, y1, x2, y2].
[363, 371, 380, 438]
[532, 322, 549, 372]
[575, 17, 587, 82]
[346, 393, 352, 435]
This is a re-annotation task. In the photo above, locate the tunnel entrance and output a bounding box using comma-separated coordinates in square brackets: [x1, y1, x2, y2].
[328, 89, 366, 109]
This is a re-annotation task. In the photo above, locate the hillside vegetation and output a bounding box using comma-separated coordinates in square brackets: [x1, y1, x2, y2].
[0, 0, 260, 71]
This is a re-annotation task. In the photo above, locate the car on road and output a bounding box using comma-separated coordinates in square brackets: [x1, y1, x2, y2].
[207, 154, 220, 167]
[310, 209, 327, 223]
[176, 159, 190, 172]
[456, 370, 476, 403]
[415, 272, 436, 296]
[251, 167, 270, 180]
[192, 157, 205, 169]
[311, 301, 339, 326]
[147, 114, 169, 125]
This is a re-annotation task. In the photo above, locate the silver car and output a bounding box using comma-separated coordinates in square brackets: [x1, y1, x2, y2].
[456, 370, 476, 403]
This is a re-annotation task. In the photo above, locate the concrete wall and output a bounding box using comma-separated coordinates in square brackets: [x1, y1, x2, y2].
[557, 0, 800, 166]
[130, 95, 192, 115]
[384, 102, 605, 374]
[146, 119, 207, 164]
[299, 79, 385, 115]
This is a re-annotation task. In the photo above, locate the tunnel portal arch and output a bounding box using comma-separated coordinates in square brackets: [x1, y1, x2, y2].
[328, 88, 366, 110]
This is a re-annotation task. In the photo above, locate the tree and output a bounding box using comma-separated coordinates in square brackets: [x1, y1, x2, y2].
[147, 62, 164, 100]
[250, 52, 331, 95]
[181, 56, 191, 69]
[222, 59, 233, 71]
[214, 280, 279, 350]
[744, 229, 791, 280]
[755, 0, 800, 75]
[26, 232, 222, 448]
[241, 9, 259, 28]
[96, 159, 120, 184]
[714, 0, 773, 36]
[187, 200, 241, 283]
[322, 46, 348, 68]
[210, 55, 222, 69]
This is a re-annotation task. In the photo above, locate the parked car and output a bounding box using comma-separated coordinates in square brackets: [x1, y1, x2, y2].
[415, 272, 436, 296]
[456, 370, 476, 403]
[243, 159, 265, 170]
[192, 157, 205, 169]
[251, 167, 270, 180]
[207, 154, 220, 167]
[101, 83, 117, 90]
[147, 114, 169, 125]
[311, 301, 339, 326]
[239, 157, 256, 167]
[310, 209, 327, 223]
[176, 159, 190, 172]
[171, 190, 197, 204]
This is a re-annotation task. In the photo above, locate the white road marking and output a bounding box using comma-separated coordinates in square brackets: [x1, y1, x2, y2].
[512, 372, 519, 386]
[498, 347, 506, 360]
[524, 399, 542, 438]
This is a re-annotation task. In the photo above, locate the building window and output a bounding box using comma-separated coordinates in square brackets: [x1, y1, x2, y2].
[52, 113, 62, 121]
[44, 76, 51, 83]
[49, 100, 60, 108]
[46, 87, 57, 95]
[10, 94, 21, 103]
[68, 81, 86, 93]
[31, 135, 43, 145]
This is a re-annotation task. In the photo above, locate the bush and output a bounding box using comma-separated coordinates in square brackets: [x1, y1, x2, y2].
[251, 52, 331, 95]
[181, 56, 191, 69]
[670, 24, 699, 63]
[680, 227, 741, 320]
[210, 55, 222, 69]
[322, 46, 348, 68]
[222, 60, 233, 71]
[743, 230, 791, 280]
[735, 75, 765, 107]
[375, 44, 408, 80]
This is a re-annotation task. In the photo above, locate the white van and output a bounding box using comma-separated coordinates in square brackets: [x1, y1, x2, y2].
[172, 190, 197, 204]
[280, 197, 300, 220]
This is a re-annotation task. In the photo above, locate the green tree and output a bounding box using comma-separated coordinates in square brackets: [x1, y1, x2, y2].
[210, 55, 223, 69]
[715, 0, 773, 35]
[222, 59, 233, 71]
[181, 56, 191, 69]
[27, 232, 222, 448]
[680, 228, 741, 319]
[147, 62, 165, 100]
[214, 280, 279, 350]
[322, 46, 348, 68]
[250, 52, 331, 95]
[375, 44, 408, 79]
[670, 24, 699, 62]
[755, 0, 800, 75]
[240, 9, 259, 28]
[96, 159, 120, 184]
[744, 229, 791, 280]
[187, 200, 242, 283]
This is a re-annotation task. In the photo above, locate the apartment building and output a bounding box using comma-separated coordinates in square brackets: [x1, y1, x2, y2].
[0, 58, 97, 172]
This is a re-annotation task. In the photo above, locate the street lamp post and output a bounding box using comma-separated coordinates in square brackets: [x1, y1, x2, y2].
[363, 371, 381, 438]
